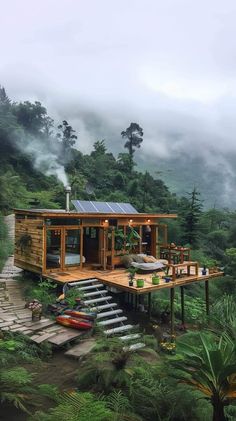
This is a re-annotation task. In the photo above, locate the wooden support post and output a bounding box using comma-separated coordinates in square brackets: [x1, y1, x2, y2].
[43, 225, 46, 273]
[135, 294, 138, 312]
[139, 225, 142, 253]
[103, 229, 107, 270]
[148, 292, 151, 318]
[180, 286, 185, 325]
[61, 228, 65, 271]
[170, 288, 175, 335]
[124, 226, 127, 251]
[150, 226, 157, 257]
[111, 228, 115, 270]
[80, 227, 83, 269]
[131, 293, 134, 308]
[163, 224, 168, 246]
[205, 280, 210, 315]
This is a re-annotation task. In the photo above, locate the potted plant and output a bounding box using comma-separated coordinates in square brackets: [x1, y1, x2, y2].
[202, 265, 207, 275]
[200, 258, 218, 275]
[136, 278, 144, 288]
[152, 272, 160, 285]
[126, 267, 137, 286]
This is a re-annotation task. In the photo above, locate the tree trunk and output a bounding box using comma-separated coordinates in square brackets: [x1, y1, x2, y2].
[212, 397, 226, 421]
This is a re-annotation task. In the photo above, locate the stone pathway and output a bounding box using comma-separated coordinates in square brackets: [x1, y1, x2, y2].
[0, 215, 144, 358]
[0, 217, 86, 348]
[0, 256, 85, 345]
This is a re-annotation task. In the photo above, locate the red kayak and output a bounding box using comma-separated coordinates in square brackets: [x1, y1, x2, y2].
[56, 315, 93, 330]
[64, 310, 97, 321]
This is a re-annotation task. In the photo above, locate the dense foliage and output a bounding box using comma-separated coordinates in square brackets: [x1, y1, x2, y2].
[2, 86, 236, 420]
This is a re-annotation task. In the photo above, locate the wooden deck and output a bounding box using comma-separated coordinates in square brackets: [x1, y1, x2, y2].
[44, 266, 224, 295]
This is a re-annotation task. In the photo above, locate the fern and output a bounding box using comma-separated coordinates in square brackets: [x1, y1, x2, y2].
[29, 391, 113, 421]
[106, 390, 142, 421]
[0, 367, 36, 413]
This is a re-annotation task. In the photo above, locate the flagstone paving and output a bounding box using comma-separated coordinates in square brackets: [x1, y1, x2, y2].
[0, 216, 86, 349]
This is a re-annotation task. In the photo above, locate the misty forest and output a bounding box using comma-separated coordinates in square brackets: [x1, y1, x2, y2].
[1, 84, 236, 421]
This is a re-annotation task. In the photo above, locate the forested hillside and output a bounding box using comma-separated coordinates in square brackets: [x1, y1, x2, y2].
[3, 87, 236, 421]
[2, 86, 236, 269]
[0, 86, 178, 214]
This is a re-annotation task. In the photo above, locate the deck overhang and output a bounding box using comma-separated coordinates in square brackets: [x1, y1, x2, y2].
[44, 267, 224, 294]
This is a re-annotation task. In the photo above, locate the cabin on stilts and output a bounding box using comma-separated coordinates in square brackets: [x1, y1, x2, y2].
[14, 190, 223, 332]
[14, 199, 174, 275]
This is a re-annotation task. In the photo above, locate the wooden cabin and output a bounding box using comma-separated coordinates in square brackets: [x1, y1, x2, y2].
[14, 199, 224, 333]
[14, 200, 177, 276]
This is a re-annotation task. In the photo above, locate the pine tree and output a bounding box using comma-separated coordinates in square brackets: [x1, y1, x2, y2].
[121, 122, 143, 172]
[181, 187, 202, 246]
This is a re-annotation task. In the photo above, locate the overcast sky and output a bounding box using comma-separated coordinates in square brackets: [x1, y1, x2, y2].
[1, 0, 236, 161]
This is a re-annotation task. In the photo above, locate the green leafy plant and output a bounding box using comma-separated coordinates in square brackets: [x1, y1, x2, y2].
[76, 340, 136, 394]
[106, 390, 142, 421]
[65, 287, 84, 308]
[29, 391, 113, 421]
[25, 279, 57, 310]
[172, 333, 236, 421]
[0, 367, 35, 413]
[126, 266, 138, 283]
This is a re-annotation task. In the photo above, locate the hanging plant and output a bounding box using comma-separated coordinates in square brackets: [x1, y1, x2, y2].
[16, 234, 32, 252]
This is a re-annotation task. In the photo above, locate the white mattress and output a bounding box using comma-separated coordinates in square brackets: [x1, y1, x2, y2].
[47, 253, 85, 265]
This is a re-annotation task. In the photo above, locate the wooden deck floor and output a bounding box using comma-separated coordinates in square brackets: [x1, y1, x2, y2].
[44, 266, 224, 295]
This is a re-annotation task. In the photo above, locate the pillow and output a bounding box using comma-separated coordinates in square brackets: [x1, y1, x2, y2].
[143, 255, 157, 263]
[131, 254, 145, 263]
[121, 255, 133, 268]
[158, 259, 168, 265]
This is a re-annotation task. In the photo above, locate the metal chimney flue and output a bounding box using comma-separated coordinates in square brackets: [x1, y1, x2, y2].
[65, 186, 71, 212]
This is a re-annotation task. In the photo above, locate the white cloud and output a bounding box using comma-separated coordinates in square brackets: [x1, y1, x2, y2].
[1, 0, 236, 163]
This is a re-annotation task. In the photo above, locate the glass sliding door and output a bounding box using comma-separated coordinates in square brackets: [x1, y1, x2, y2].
[64, 229, 82, 267]
[46, 228, 62, 270]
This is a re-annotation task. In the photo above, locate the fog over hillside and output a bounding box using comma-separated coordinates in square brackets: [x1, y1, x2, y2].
[2, 0, 236, 207]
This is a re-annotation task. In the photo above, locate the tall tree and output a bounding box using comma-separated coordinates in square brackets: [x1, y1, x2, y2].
[181, 187, 202, 246]
[0, 86, 10, 107]
[121, 123, 143, 172]
[13, 101, 48, 135]
[91, 139, 107, 157]
[57, 120, 78, 163]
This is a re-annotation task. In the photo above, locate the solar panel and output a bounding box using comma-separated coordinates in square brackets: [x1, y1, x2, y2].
[71, 200, 138, 214]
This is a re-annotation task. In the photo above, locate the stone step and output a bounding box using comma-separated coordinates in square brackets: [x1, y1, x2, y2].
[31, 332, 58, 344]
[0, 315, 18, 322]
[104, 324, 134, 336]
[68, 279, 98, 287]
[10, 325, 30, 332]
[90, 303, 118, 311]
[0, 321, 14, 328]
[65, 338, 96, 358]
[83, 290, 108, 298]
[84, 296, 112, 305]
[48, 329, 85, 346]
[97, 309, 123, 319]
[16, 317, 32, 324]
[125, 343, 146, 351]
[24, 319, 56, 331]
[75, 284, 104, 291]
[42, 325, 65, 333]
[119, 333, 141, 341]
[98, 316, 127, 326]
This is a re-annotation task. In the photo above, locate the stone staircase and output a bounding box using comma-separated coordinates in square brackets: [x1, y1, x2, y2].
[68, 279, 145, 351]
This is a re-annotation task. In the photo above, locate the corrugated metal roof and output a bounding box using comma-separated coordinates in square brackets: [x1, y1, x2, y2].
[71, 200, 138, 214]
